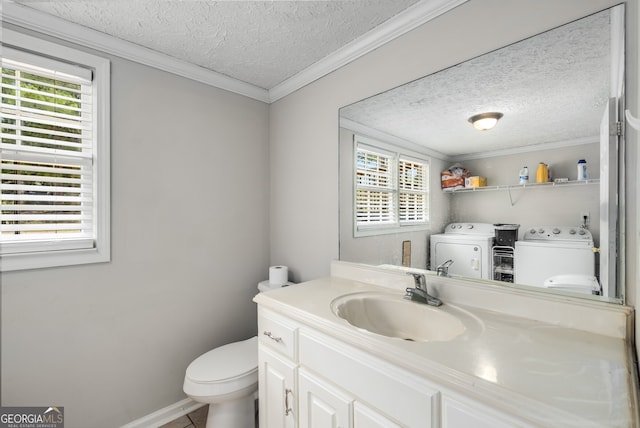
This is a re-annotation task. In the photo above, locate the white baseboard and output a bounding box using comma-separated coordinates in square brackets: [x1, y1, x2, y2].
[120, 398, 205, 428]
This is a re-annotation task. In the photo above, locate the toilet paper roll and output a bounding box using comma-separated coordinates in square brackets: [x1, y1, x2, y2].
[269, 266, 288, 285]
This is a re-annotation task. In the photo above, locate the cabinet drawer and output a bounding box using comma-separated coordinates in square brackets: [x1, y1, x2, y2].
[258, 308, 299, 360]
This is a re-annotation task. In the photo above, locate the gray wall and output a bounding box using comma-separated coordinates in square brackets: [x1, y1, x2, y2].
[0, 33, 270, 426]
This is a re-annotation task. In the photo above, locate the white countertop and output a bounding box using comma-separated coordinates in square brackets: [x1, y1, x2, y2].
[255, 274, 638, 427]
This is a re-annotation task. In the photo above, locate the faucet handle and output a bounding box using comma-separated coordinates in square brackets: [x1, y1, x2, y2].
[436, 259, 454, 277]
[406, 271, 426, 289]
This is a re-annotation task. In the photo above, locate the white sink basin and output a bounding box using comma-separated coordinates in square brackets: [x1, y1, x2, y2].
[331, 292, 469, 342]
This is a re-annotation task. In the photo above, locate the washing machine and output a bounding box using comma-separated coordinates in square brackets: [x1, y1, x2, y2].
[514, 226, 597, 293]
[430, 223, 495, 280]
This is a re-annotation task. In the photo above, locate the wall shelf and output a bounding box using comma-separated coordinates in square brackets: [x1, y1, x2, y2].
[443, 179, 600, 206]
[443, 178, 600, 193]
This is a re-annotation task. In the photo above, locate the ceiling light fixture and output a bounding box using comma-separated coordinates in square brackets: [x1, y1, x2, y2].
[468, 112, 503, 131]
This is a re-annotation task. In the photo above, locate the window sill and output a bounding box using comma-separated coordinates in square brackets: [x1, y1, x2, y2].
[0, 246, 110, 271]
[354, 223, 430, 238]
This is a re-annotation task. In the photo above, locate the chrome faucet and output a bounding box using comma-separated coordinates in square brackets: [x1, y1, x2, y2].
[436, 259, 454, 277]
[404, 272, 442, 306]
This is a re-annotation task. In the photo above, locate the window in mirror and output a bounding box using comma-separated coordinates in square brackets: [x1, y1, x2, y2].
[354, 135, 430, 237]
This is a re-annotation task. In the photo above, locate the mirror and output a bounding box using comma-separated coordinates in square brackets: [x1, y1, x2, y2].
[339, 6, 625, 302]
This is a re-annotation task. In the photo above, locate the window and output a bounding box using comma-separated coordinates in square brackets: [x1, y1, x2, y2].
[1, 30, 110, 271]
[354, 136, 429, 236]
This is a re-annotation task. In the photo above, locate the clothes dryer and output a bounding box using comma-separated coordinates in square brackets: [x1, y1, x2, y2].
[430, 223, 495, 280]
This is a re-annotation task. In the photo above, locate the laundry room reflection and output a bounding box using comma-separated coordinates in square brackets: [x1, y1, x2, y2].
[338, 5, 624, 302]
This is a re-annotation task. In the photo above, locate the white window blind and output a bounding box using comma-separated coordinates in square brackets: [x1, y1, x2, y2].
[1, 49, 95, 254]
[399, 157, 428, 224]
[355, 144, 396, 226]
[354, 137, 430, 235]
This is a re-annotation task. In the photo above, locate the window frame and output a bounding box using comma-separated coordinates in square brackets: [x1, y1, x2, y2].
[1, 29, 110, 271]
[353, 135, 430, 238]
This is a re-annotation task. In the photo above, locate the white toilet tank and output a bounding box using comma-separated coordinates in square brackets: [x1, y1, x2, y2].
[258, 279, 294, 293]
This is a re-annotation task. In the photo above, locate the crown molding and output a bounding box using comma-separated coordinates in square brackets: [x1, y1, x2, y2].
[1, 1, 271, 103]
[340, 118, 599, 162]
[2, 0, 468, 104]
[452, 136, 600, 162]
[340, 117, 450, 161]
[268, 0, 469, 102]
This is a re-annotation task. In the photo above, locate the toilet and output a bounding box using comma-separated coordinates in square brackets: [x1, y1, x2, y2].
[183, 280, 291, 428]
[543, 274, 601, 295]
[183, 337, 259, 428]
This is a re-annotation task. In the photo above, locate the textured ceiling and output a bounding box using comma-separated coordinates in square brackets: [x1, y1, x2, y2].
[10, 0, 421, 89]
[340, 9, 611, 157]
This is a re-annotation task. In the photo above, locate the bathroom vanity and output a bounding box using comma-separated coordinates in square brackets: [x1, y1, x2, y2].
[254, 261, 638, 428]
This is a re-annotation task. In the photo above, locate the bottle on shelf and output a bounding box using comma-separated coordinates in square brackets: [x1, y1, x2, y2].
[577, 159, 588, 181]
[519, 166, 529, 184]
[536, 162, 549, 183]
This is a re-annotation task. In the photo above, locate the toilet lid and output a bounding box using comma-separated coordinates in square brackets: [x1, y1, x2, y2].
[186, 336, 258, 383]
[543, 274, 599, 291]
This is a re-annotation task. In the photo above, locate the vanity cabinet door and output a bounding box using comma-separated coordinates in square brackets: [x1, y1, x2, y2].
[441, 394, 534, 428]
[298, 368, 352, 428]
[259, 344, 297, 428]
[353, 402, 402, 428]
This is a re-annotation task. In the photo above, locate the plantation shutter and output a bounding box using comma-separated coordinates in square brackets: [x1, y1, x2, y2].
[398, 156, 428, 224]
[355, 144, 396, 226]
[1, 47, 95, 253]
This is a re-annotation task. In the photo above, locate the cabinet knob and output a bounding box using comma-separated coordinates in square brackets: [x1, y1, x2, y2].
[263, 330, 283, 343]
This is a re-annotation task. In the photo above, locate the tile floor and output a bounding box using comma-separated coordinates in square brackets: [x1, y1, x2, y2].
[159, 405, 207, 428]
[159, 401, 259, 428]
